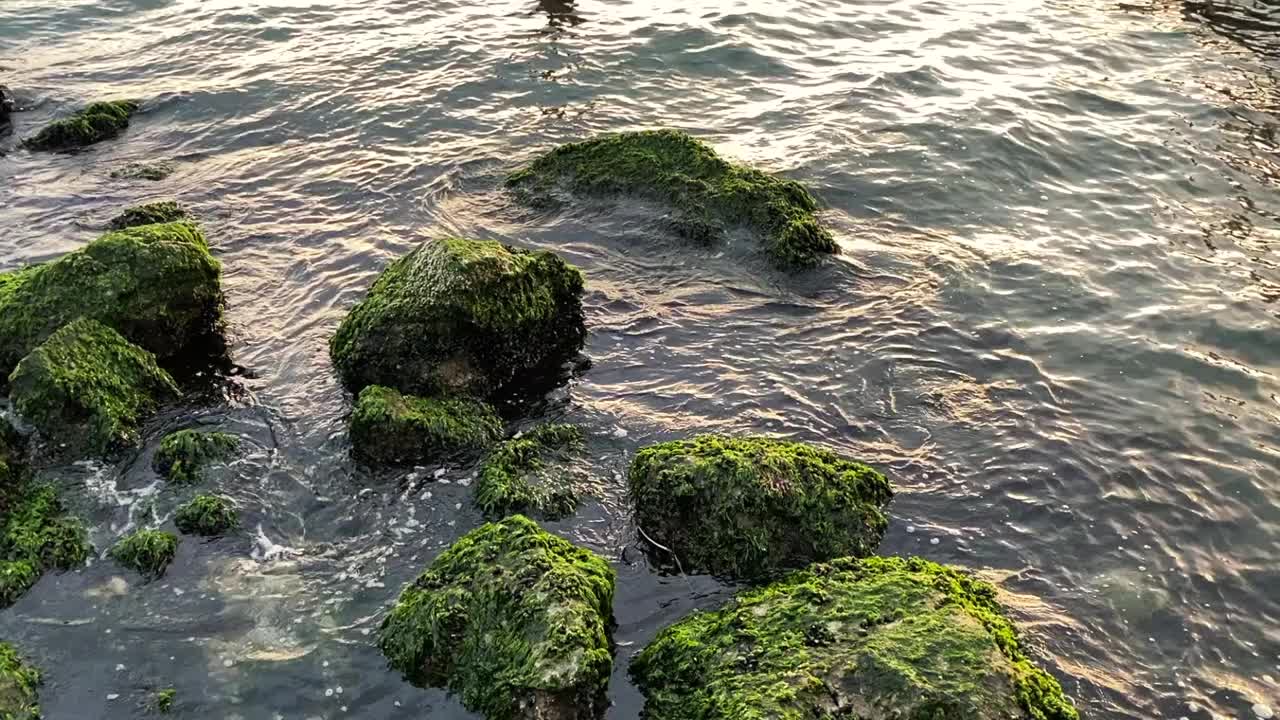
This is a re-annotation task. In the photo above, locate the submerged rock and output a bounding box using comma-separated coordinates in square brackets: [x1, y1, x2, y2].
[474, 423, 585, 520]
[0, 220, 223, 376]
[507, 129, 838, 269]
[0, 86, 14, 125]
[378, 515, 614, 720]
[24, 99, 138, 152]
[107, 201, 188, 230]
[627, 435, 891, 580]
[349, 385, 502, 464]
[110, 161, 176, 182]
[330, 237, 586, 401]
[8, 318, 180, 454]
[174, 494, 238, 536]
[153, 429, 238, 484]
[631, 556, 1079, 720]
[0, 642, 41, 720]
[110, 529, 178, 579]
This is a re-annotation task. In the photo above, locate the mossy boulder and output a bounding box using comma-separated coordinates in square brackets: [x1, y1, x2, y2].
[631, 556, 1079, 720]
[110, 529, 177, 579]
[24, 99, 138, 152]
[330, 238, 586, 401]
[108, 201, 188, 230]
[474, 423, 585, 520]
[174, 494, 237, 536]
[507, 129, 838, 269]
[153, 429, 238, 484]
[378, 515, 615, 720]
[349, 385, 502, 464]
[0, 220, 223, 376]
[8, 319, 179, 454]
[0, 642, 41, 720]
[627, 435, 891, 580]
[109, 161, 175, 182]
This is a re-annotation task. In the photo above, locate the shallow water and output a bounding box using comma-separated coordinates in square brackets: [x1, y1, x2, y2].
[1, 0, 1279, 717]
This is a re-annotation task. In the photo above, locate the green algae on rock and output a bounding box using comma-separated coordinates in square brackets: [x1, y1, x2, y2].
[24, 99, 139, 152]
[0, 642, 41, 720]
[110, 529, 178, 579]
[378, 515, 615, 720]
[153, 429, 238, 484]
[330, 237, 586, 401]
[628, 434, 891, 580]
[0, 484, 91, 607]
[8, 319, 179, 454]
[109, 161, 176, 182]
[174, 494, 237, 536]
[153, 687, 176, 714]
[349, 385, 502, 464]
[474, 423, 585, 520]
[631, 556, 1079, 720]
[507, 129, 838, 269]
[107, 200, 188, 230]
[0, 220, 223, 376]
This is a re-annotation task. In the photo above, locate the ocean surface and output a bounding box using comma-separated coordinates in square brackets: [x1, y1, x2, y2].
[2, 0, 1279, 717]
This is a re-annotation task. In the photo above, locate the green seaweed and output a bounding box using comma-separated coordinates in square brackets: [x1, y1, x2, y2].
[0, 471, 90, 607]
[631, 556, 1079, 720]
[108, 201, 188, 230]
[153, 429, 238, 484]
[627, 434, 892, 580]
[0, 642, 41, 720]
[349, 385, 502, 464]
[507, 129, 838, 269]
[153, 687, 176, 714]
[173, 494, 237, 536]
[379, 516, 615, 720]
[109, 162, 176, 182]
[0, 220, 224, 376]
[24, 99, 139, 151]
[330, 238, 586, 401]
[474, 423, 584, 520]
[8, 319, 180, 454]
[110, 529, 178, 579]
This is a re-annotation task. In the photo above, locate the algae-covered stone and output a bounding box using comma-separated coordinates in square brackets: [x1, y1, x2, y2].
[0, 642, 40, 720]
[474, 423, 584, 520]
[8, 319, 179, 454]
[110, 529, 177, 579]
[153, 687, 176, 713]
[0, 221, 223, 375]
[378, 515, 615, 720]
[174, 494, 237, 536]
[507, 129, 838, 269]
[153, 429, 238, 484]
[330, 238, 586, 401]
[349, 385, 502, 464]
[628, 434, 891, 580]
[24, 99, 138, 152]
[109, 161, 175, 182]
[631, 556, 1079, 720]
[108, 201, 188, 230]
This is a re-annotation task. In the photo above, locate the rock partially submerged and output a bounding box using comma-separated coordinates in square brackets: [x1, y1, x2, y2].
[174, 494, 237, 536]
[330, 238, 586, 401]
[631, 556, 1079, 720]
[0, 86, 14, 125]
[107, 201, 188, 230]
[349, 385, 501, 464]
[110, 161, 175, 182]
[378, 515, 615, 720]
[8, 319, 179, 454]
[627, 435, 891, 580]
[0, 220, 223, 375]
[110, 529, 178, 579]
[24, 99, 139, 152]
[474, 423, 585, 520]
[507, 129, 838, 269]
[0, 642, 41, 720]
[153, 429, 238, 484]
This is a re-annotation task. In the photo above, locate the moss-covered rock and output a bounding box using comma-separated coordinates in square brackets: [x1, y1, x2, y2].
[0, 220, 223, 376]
[109, 161, 175, 182]
[627, 435, 891, 580]
[174, 494, 237, 536]
[107, 201, 188, 230]
[153, 687, 176, 714]
[0, 642, 41, 720]
[631, 556, 1079, 720]
[330, 238, 586, 401]
[378, 515, 615, 720]
[8, 319, 180, 454]
[110, 529, 177, 579]
[474, 423, 584, 520]
[507, 129, 838, 269]
[349, 385, 502, 464]
[24, 99, 139, 152]
[153, 429, 238, 484]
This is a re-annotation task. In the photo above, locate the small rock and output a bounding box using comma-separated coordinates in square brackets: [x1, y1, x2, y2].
[1255, 703, 1274, 719]
[107, 694, 119, 701]
[930, 538, 940, 545]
